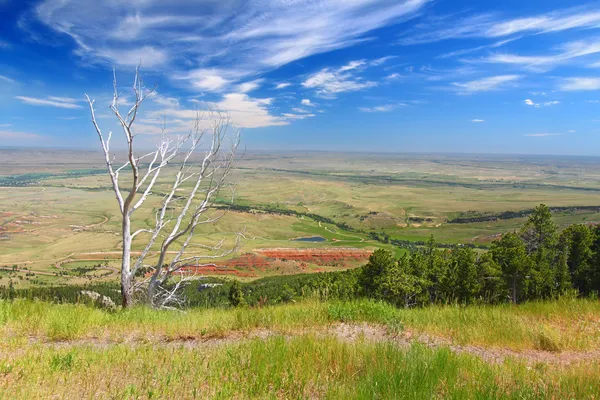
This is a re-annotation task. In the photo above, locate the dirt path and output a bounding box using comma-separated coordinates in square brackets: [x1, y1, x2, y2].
[26, 323, 600, 365]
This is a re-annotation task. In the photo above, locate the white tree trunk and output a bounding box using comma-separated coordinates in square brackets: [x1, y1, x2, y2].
[121, 216, 133, 308]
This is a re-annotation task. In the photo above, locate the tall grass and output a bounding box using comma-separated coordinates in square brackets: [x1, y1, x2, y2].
[1, 337, 599, 399]
[1, 297, 599, 351]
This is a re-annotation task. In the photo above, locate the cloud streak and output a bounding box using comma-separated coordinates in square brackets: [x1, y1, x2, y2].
[400, 6, 600, 45]
[525, 133, 562, 137]
[303, 60, 377, 97]
[559, 77, 600, 91]
[15, 95, 83, 109]
[451, 75, 520, 94]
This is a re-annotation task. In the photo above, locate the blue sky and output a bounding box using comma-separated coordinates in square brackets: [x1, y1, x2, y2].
[1, 0, 600, 155]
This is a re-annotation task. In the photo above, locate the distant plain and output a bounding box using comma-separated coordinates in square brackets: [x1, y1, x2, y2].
[2, 148, 600, 288]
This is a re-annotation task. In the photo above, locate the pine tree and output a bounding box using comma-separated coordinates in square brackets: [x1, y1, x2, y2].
[490, 233, 529, 303]
[561, 224, 593, 294]
[229, 280, 246, 307]
[520, 204, 558, 298]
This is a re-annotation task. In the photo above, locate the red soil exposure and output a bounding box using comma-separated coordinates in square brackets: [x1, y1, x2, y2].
[254, 248, 372, 266]
[177, 265, 258, 278]
[177, 248, 372, 277]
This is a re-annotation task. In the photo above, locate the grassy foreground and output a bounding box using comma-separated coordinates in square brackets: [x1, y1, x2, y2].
[1, 298, 600, 398]
[2, 297, 599, 351]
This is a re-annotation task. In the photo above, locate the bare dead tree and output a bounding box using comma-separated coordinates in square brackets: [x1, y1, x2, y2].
[85, 68, 241, 308]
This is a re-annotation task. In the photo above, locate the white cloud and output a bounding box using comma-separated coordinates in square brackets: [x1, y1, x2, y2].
[568, 129, 576, 133]
[475, 38, 600, 71]
[0, 75, 16, 84]
[301, 99, 314, 106]
[148, 92, 287, 129]
[524, 98, 560, 107]
[451, 75, 520, 94]
[525, 133, 562, 137]
[275, 82, 291, 90]
[359, 104, 405, 112]
[237, 79, 263, 93]
[150, 93, 180, 108]
[95, 46, 168, 68]
[303, 61, 377, 97]
[15, 95, 83, 109]
[291, 107, 309, 113]
[281, 113, 316, 120]
[176, 69, 232, 92]
[339, 60, 366, 72]
[370, 56, 397, 66]
[399, 7, 600, 45]
[559, 77, 600, 91]
[33, 0, 428, 89]
[386, 73, 402, 80]
[471, 119, 484, 122]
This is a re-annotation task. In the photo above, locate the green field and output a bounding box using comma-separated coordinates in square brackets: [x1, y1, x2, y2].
[2, 149, 600, 286]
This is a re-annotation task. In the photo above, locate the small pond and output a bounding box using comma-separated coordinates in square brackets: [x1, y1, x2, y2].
[291, 236, 327, 242]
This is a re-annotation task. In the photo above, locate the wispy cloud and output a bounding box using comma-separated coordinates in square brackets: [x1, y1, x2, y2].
[281, 113, 316, 120]
[302, 60, 377, 97]
[291, 107, 309, 113]
[275, 82, 291, 90]
[33, 0, 429, 90]
[524, 99, 560, 107]
[451, 75, 520, 94]
[400, 6, 600, 45]
[473, 38, 600, 71]
[150, 93, 180, 108]
[359, 104, 405, 112]
[175, 68, 232, 92]
[471, 119, 484, 122]
[301, 99, 314, 106]
[15, 95, 83, 109]
[525, 133, 562, 137]
[370, 56, 397, 66]
[0, 74, 16, 84]
[559, 77, 600, 91]
[237, 79, 263, 93]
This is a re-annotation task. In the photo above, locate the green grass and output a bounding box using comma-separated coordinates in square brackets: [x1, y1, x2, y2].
[2, 297, 600, 352]
[1, 298, 600, 397]
[1, 332, 600, 398]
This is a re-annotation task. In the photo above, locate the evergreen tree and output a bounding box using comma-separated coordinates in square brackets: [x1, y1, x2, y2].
[555, 232, 573, 294]
[490, 233, 529, 303]
[561, 224, 594, 294]
[587, 225, 600, 295]
[520, 204, 558, 298]
[378, 255, 421, 307]
[476, 252, 504, 303]
[454, 246, 480, 303]
[359, 249, 396, 296]
[229, 280, 246, 307]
